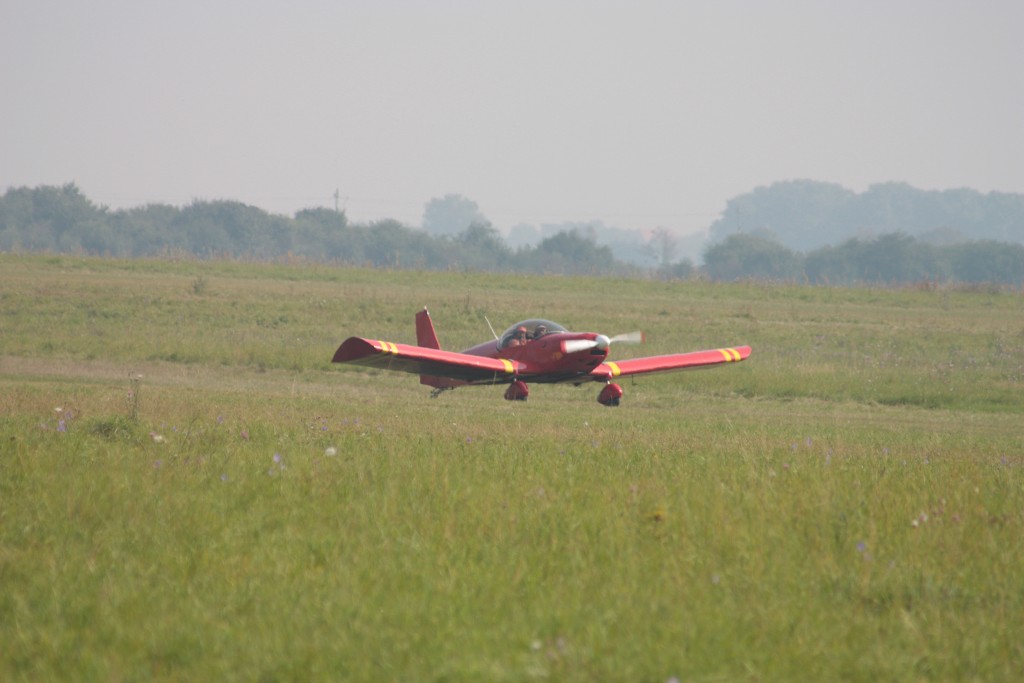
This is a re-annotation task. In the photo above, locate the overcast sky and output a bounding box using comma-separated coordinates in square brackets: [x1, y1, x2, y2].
[3, 0, 1022, 235]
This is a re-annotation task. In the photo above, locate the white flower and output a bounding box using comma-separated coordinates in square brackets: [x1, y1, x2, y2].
[325, 446, 338, 457]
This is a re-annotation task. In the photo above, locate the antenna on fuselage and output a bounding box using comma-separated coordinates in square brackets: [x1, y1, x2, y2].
[484, 316, 499, 341]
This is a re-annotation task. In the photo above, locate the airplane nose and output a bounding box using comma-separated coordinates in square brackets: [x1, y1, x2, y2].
[595, 334, 610, 350]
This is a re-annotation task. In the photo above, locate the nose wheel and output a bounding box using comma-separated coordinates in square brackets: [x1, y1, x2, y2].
[504, 380, 529, 401]
[597, 382, 623, 407]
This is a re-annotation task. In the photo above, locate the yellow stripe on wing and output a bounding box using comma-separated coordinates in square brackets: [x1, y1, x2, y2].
[500, 359, 514, 374]
[718, 348, 741, 362]
[606, 361, 621, 377]
[374, 340, 399, 355]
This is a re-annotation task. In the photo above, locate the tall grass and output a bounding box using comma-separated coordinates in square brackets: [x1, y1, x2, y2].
[1, 254, 1022, 681]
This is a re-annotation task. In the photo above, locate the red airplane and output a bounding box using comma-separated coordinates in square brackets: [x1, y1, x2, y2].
[332, 307, 751, 406]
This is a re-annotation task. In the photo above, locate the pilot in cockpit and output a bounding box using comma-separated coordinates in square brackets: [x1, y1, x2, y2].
[532, 324, 548, 340]
[509, 326, 529, 346]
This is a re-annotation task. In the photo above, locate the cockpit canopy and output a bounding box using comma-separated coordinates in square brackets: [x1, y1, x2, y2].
[499, 319, 568, 349]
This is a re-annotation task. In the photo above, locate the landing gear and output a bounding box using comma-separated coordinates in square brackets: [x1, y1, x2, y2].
[597, 382, 623, 407]
[504, 380, 529, 401]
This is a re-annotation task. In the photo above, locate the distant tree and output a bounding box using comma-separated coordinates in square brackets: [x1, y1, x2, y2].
[804, 240, 862, 285]
[112, 203, 181, 256]
[363, 219, 411, 267]
[359, 219, 454, 269]
[422, 194, 487, 236]
[174, 202, 233, 256]
[538, 220, 652, 266]
[918, 225, 968, 246]
[806, 233, 948, 284]
[841, 182, 924, 236]
[983, 191, 1024, 242]
[77, 218, 118, 254]
[454, 222, 512, 271]
[703, 233, 803, 281]
[294, 206, 347, 229]
[645, 227, 678, 268]
[709, 180, 1024, 251]
[658, 259, 695, 280]
[709, 180, 855, 250]
[258, 214, 296, 258]
[293, 207, 349, 260]
[518, 229, 617, 275]
[948, 240, 1024, 285]
[856, 233, 945, 283]
[506, 223, 540, 249]
[0, 183, 106, 252]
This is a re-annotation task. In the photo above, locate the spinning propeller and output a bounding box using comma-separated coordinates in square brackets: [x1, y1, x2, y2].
[562, 331, 645, 354]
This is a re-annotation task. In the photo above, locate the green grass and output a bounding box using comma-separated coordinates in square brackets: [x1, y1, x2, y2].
[1, 254, 1022, 681]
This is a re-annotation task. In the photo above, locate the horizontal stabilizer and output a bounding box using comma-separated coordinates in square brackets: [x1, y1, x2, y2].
[333, 337, 523, 385]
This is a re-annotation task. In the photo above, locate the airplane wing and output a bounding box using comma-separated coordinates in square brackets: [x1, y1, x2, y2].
[590, 346, 751, 381]
[332, 337, 522, 384]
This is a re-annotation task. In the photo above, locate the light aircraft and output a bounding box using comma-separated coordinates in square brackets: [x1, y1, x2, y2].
[332, 307, 751, 406]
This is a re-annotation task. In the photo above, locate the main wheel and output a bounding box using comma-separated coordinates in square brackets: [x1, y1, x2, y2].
[597, 382, 623, 407]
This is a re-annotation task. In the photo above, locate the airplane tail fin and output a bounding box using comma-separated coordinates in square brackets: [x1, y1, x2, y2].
[415, 307, 441, 349]
[416, 307, 457, 389]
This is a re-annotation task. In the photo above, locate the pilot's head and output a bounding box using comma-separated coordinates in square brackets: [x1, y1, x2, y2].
[534, 324, 547, 337]
[515, 326, 527, 339]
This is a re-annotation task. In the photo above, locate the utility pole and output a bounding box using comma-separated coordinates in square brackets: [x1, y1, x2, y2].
[333, 189, 340, 213]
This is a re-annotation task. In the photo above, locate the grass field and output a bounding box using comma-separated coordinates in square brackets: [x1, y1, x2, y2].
[1, 254, 1022, 681]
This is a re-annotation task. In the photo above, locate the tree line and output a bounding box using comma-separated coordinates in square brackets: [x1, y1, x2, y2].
[704, 232, 1024, 286]
[709, 180, 1024, 251]
[3, 183, 1024, 285]
[0, 184, 626, 276]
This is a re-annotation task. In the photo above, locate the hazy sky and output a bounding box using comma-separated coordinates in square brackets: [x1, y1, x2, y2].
[3, 0, 1022, 235]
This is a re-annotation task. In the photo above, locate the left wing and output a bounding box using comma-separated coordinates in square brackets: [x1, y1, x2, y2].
[590, 346, 751, 381]
[332, 337, 522, 384]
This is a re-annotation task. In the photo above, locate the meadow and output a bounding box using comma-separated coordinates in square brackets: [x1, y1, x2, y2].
[1, 253, 1022, 682]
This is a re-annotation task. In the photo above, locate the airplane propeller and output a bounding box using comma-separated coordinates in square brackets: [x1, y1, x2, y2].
[562, 331, 645, 354]
[608, 331, 645, 345]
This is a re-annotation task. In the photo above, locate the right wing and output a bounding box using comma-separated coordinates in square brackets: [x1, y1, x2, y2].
[590, 346, 751, 381]
[332, 337, 522, 385]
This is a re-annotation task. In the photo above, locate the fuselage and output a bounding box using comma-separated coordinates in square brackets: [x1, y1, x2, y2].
[459, 319, 610, 383]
